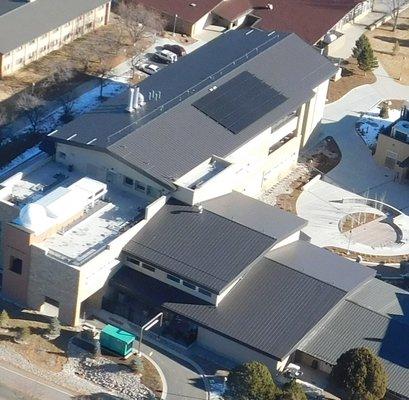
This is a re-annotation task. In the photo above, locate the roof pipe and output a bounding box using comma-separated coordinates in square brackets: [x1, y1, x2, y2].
[126, 87, 135, 113]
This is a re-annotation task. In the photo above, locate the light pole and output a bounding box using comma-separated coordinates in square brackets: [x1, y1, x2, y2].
[172, 14, 178, 37]
[137, 312, 163, 356]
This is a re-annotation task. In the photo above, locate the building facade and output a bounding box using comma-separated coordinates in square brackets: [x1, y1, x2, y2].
[0, 0, 111, 77]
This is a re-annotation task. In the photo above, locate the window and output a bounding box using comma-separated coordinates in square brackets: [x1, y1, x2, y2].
[147, 186, 161, 198]
[53, 28, 59, 33]
[4, 64, 10, 71]
[9, 257, 22, 275]
[141, 263, 155, 272]
[126, 257, 139, 265]
[385, 150, 398, 169]
[198, 287, 212, 297]
[167, 274, 180, 283]
[30, 39, 36, 45]
[63, 34, 71, 41]
[16, 58, 23, 65]
[183, 281, 197, 290]
[4, 53, 10, 58]
[85, 22, 93, 29]
[123, 176, 134, 186]
[59, 151, 66, 159]
[134, 180, 146, 193]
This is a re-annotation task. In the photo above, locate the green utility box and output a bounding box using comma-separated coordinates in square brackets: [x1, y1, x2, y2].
[100, 324, 136, 357]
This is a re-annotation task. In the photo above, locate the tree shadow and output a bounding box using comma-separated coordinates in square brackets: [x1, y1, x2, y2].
[71, 394, 124, 400]
[374, 35, 409, 47]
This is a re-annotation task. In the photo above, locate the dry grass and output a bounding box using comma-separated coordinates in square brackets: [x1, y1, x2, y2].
[367, 8, 409, 84]
[339, 212, 381, 233]
[0, 318, 74, 372]
[327, 246, 409, 263]
[327, 57, 376, 103]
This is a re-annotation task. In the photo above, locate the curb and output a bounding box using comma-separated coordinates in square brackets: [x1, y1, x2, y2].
[142, 336, 211, 400]
[141, 352, 168, 400]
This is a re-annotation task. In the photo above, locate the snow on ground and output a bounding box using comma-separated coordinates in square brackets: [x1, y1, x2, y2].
[356, 103, 401, 148]
[0, 81, 126, 178]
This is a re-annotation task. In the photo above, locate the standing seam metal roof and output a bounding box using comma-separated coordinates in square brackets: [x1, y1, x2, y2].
[123, 199, 277, 293]
[0, 0, 109, 54]
[53, 29, 337, 186]
[300, 298, 409, 398]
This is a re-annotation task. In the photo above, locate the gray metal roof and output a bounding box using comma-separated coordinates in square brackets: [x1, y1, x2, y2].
[300, 297, 409, 398]
[53, 29, 337, 186]
[111, 259, 346, 360]
[123, 198, 277, 293]
[0, 0, 109, 54]
[203, 191, 307, 241]
[0, 0, 24, 17]
[267, 241, 375, 292]
[348, 278, 408, 318]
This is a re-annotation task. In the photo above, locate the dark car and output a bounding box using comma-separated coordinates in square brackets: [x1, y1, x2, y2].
[163, 44, 187, 57]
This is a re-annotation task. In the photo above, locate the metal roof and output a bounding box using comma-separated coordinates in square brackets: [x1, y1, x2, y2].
[53, 29, 337, 186]
[267, 241, 375, 292]
[300, 298, 409, 398]
[111, 259, 346, 360]
[0, 0, 24, 17]
[203, 191, 307, 241]
[0, 0, 109, 54]
[123, 198, 277, 293]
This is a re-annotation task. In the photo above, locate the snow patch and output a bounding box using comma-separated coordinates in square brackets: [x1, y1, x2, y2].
[356, 104, 401, 149]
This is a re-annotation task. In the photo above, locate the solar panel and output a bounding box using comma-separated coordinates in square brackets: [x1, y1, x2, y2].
[193, 71, 287, 134]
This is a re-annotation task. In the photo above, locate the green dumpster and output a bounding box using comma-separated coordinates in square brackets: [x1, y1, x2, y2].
[100, 324, 135, 357]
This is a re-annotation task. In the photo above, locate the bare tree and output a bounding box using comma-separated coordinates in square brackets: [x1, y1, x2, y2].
[0, 107, 8, 140]
[59, 91, 76, 123]
[93, 56, 116, 99]
[71, 43, 95, 73]
[117, 2, 165, 45]
[16, 93, 46, 133]
[128, 42, 145, 79]
[380, 0, 407, 31]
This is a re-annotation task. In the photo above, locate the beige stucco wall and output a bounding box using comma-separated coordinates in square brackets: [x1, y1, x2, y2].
[374, 134, 409, 181]
[56, 143, 167, 198]
[197, 327, 280, 371]
[0, 2, 110, 77]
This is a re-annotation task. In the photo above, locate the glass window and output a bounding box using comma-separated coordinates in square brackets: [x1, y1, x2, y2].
[167, 274, 180, 283]
[198, 287, 212, 297]
[123, 176, 134, 186]
[9, 257, 22, 275]
[141, 263, 155, 272]
[134, 180, 146, 193]
[147, 186, 161, 198]
[59, 151, 66, 159]
[126, 257, 139, 265]
[183, 281, 196, 290]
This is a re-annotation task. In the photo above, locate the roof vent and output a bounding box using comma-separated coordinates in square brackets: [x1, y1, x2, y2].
[190, 3, 197, 6]
[266, 3, 273, 10]
[126, 87, 135, 113]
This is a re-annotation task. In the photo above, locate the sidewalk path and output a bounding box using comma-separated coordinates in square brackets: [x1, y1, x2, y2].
[310, 63, 409, 211]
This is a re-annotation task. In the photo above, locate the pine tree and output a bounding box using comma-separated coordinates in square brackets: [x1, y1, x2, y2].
[0, 310, 10, 328]
[352, 35, 371, 58]
[331, 347, 387, 400]
[47, 316, 61, 337]
[357, 41, 378, 73]
[18, 326, 30, 343]
[93, 338, 101, 358]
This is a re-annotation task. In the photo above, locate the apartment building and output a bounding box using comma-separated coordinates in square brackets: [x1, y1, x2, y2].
[0, 0, 111, 77]
[0, 28, 407, 398]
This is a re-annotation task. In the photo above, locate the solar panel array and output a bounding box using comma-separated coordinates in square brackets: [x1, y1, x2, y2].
[193, 71, 287, 134]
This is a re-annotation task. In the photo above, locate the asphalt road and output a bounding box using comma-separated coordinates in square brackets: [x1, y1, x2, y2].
[0, 363, 73, 400]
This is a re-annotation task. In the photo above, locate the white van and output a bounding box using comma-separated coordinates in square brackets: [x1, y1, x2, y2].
[154, 49, 178, 64]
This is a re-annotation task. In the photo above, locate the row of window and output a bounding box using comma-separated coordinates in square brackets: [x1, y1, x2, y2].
[126, 257, 212, 297]
[122, 175, 162, 198]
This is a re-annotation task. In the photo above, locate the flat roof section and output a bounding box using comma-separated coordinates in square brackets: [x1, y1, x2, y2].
[123, 198, 277, 292]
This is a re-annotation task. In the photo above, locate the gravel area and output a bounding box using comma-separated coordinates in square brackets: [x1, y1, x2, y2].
[260, 163, 310, 206]
[0, 340, 154, 399]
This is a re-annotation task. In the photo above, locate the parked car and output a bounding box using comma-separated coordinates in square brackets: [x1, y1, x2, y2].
[138, 63, 160, 75]
[163, 44, 187, 57]
[153, 49, 178, 64]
